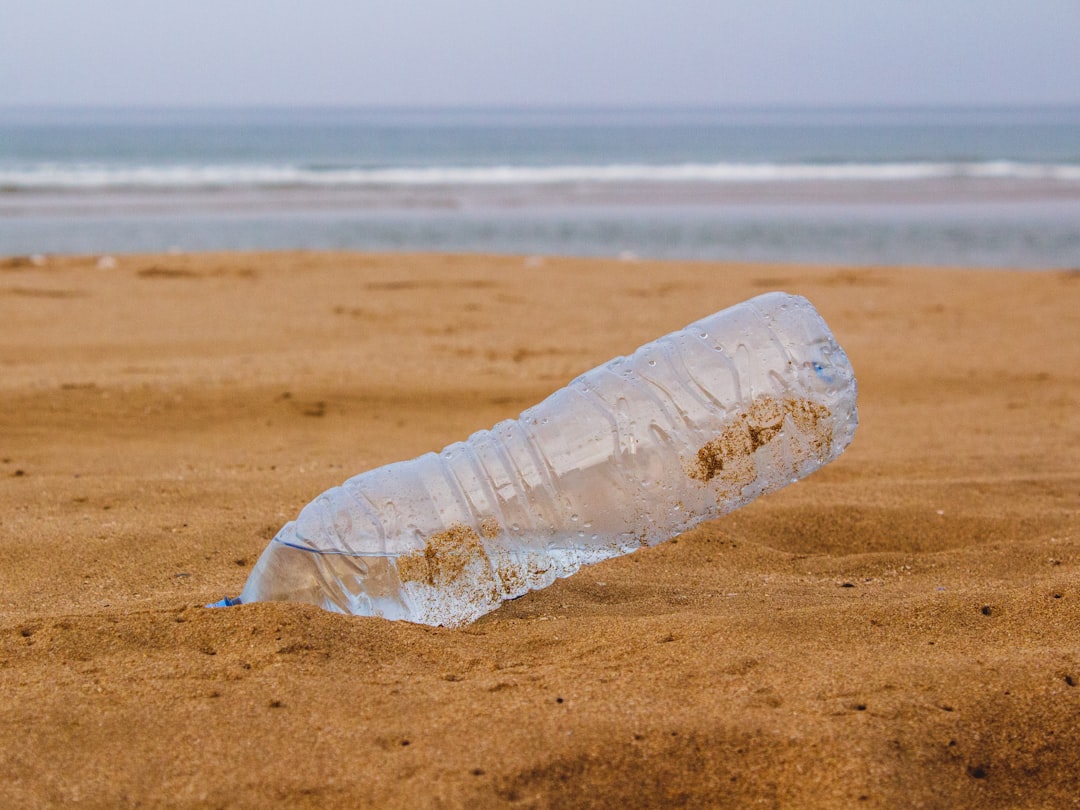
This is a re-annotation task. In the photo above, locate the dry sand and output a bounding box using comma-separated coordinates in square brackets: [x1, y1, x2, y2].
[1, 251, 1078, 808]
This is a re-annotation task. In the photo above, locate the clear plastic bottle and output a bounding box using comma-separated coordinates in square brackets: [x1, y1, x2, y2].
[228, 292, 858, 626]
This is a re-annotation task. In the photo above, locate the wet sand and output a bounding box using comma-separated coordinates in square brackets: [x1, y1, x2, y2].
[1, 251, 1078, 807]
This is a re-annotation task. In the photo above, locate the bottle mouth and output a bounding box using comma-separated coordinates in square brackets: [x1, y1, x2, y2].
[206, 595, 242, 608]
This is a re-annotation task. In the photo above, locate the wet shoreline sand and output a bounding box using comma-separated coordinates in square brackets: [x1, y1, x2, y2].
[1, 252, 1078, 807]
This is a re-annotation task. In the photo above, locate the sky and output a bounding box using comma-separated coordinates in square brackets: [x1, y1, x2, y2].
[2, 0, 1079, 108]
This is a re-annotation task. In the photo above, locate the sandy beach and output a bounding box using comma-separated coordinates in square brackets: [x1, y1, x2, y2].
[1, 251, 1078, 808]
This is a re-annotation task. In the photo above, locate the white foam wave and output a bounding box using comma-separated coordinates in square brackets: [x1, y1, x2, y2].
[3, 160, 1079, 190]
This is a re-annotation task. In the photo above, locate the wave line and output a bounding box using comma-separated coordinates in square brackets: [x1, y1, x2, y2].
[3, 160, 1080, 190]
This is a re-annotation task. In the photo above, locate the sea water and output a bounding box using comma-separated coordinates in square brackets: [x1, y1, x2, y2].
[1, 106, 1078, 267]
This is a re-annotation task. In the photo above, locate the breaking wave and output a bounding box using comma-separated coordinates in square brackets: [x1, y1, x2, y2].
[4, 160, 1080, 190]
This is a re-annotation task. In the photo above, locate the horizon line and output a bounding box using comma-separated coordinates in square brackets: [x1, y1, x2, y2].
[3, 101, 1080, 113]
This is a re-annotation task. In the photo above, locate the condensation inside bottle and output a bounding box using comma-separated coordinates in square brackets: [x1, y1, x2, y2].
[237, 292, 858, 627]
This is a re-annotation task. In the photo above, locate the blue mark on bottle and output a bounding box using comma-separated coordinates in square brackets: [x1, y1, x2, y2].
[810, 360, 834, 383]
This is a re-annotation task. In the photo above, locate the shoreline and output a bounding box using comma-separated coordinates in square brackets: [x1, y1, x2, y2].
[4, 198, 1080, 270]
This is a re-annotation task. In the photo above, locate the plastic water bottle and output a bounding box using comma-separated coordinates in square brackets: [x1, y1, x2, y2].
[225, 292, 858, 626]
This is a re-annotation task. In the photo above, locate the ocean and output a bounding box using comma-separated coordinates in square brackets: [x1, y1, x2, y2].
[1, 106, 1078, 267]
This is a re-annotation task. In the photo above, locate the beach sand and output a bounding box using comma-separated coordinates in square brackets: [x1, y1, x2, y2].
[1, 251, 1078, 808]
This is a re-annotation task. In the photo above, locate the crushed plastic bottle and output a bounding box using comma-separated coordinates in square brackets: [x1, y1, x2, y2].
[221, 292, 858, 627]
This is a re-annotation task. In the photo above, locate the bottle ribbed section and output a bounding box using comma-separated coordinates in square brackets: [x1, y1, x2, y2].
[236, 292, 858, 626]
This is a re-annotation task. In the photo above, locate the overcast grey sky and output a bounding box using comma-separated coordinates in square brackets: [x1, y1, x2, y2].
[2, 0, 1078, 108]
